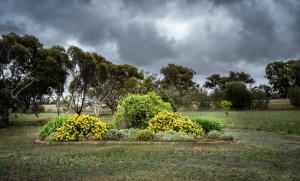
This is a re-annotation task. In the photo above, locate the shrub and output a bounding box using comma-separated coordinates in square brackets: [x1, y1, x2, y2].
[207, 130, 234, 141]
[115, 92, 172, 129]
[224, 81, 252, 109]
[39, 116, 68, 140]
[51, 114, 108, 141]
[288, 87, 300, 107]
[148, 111, 203, 135]
[161, 93, 177, 112]
[220, 100, 232, 115]
[136, 129, 155, 141]
[103, 129, 124, 141]
[154, 130, 195, 142]
[193, 118, 223, 133]
[119, 128, 140, 141]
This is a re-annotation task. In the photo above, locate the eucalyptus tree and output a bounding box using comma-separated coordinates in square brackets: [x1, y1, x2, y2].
[0, 33, 69, 125]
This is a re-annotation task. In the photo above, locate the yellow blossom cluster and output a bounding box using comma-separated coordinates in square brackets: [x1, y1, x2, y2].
[51, 114, 108, 141]
[148, 111, 203, 135]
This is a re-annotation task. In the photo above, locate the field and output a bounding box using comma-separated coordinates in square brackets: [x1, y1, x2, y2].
[0, 111, 300, 180]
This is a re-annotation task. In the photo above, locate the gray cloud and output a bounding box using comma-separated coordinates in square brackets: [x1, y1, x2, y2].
[0, 0, 299, 85]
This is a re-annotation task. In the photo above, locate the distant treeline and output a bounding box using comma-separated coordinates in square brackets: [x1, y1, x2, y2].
[1, 33, 300, 126]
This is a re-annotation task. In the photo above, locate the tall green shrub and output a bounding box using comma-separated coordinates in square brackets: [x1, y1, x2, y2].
[224, 81, 252, 109]
[115, 92, 172, 129]
[288, 87, 300, 107]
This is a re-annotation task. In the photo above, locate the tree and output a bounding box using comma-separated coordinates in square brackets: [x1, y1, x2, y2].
[0, 33, 66, 125]
[87, 53, 112, 116]
[137, 72, 158, 94]
[265, 60, 300, 98]
[42, 46, 71, 115]
[104, 64, 144, 114]
[160, 64, 197, 96]
[67, 46, 99, 114]
[265, 61, 290, 97]
[224, 81, 252, 109]
[204, 71, 255, 90]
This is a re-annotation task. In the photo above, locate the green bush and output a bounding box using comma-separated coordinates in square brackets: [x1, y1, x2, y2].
[288, 87, 300, 107]
[220, 100, 232, 115]
[192, 118, 223, 133]
[224, 81, 252, 109]
[103, 129, 124, 141]
[154, 130, 195, 142]
[39, 116, 68, 140]
[161, 93, 177, 112]
[148, 111, 203, 135]
[115, 92, 172, 129]
[207, 130, 234, 141]
[136, 129, 155, 141]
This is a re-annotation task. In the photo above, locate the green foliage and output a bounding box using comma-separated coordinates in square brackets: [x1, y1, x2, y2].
[204, 71, 255, 90]
[154, 130, 195, 142]
[148, 111, 203, 135]
[103, 129, 124, 141]
[115, 92, 172, 129]
[136, 129, 155, 141]
[207, 130, 234, 141]
[160, 93, 177, 111]
[39, 117, 68, 140]
[160, 64, 197, 96]
[265, 60, 300, 97]
[0, 33, 71, 125]
[192, 118, 223, 133]
[120, 128, 140, 140]
[224, 81, 252, 109]
[288, 87, 300, 107]
[220, 100, 232, 115]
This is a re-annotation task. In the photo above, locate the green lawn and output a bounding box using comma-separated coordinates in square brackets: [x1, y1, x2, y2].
[1, 110, 300, 180]
[182, 110, 300, 135]
[0, 125, 299, 180]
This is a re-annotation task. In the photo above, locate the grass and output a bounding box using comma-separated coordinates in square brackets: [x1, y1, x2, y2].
[182, 110, 300, 135]
[1, 110, 300, 180]
[0, 125, 299, 180]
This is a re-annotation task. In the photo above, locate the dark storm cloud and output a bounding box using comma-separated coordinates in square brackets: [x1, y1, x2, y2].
[0, 20, 26, 34]
[116, 22, 176, 66]
[0, 0, 299, 84]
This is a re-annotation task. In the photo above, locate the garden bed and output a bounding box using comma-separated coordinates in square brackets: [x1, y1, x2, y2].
[34, 139, 235, 146]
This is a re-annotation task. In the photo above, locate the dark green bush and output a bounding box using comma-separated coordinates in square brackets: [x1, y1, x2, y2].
[192, 118, 223, 133]
[115, 92, 172, 129]
[136, 129, 155, 141]
[103, 129, 124, 141]
[39, 116, 68, 140]
[161, 93, 177, 112]
[288, 87, 300, 107]
[224, 81, 252, 109]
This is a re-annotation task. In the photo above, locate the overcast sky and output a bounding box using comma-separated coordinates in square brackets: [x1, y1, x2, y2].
[1, 0, 300, 85]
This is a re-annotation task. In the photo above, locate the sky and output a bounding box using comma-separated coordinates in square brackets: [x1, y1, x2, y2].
[1, 0, 300, 85]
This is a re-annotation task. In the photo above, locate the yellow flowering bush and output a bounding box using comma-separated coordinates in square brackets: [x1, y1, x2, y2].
[148, 111, 203, 135]
[51, 114, 108, 141]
